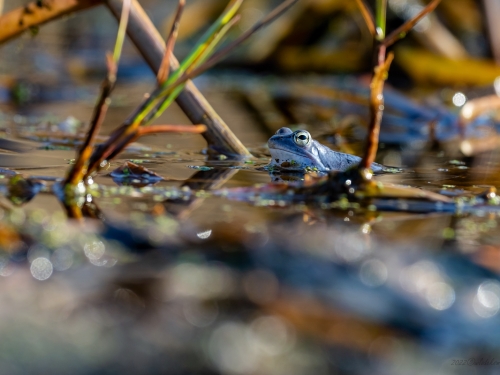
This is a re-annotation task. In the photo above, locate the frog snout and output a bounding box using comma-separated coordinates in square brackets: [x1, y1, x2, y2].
[268, 137, 278, 149]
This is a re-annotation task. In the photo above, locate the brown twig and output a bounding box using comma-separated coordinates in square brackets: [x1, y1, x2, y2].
[64, 0, 131, 185]
[97, 124, 207, 168]
[357, 0, 441, 170]
[64, 54, 118, 185]
[361, 53, 394, 169]
[353, 0, 375, 36]
[137, 124, 206, 136]
[83, 87, 206, 173]
[157, 0, 185, 84]
[383, 0, 442, 47]
[0, 0, 102, 44]
[106, 0, 252, 157]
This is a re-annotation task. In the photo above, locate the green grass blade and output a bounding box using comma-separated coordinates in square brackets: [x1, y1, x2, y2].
[147, 16, 241, 123]
[375, 0, 387, 40]
[189, 15, 240, 71]
[167, 0, 243, 84]
[113, 0, 131, 63]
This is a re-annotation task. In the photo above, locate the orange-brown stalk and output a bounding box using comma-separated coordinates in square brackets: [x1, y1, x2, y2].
[157, 0, 185, 84]
[64, 53, 118, 185]
[0, 0, 102, 44]
[356, 0, 442, 170]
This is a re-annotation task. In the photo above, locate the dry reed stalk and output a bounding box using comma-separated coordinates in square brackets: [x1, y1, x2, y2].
[102, 124, 207, 163]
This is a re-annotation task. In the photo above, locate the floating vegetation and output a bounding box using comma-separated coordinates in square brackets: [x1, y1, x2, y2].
[188, 165, 214, 171]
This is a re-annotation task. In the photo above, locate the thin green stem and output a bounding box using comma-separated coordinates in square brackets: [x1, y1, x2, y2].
[150, 15, 240, 123]
[375, 0, 387, 40]
[169, 0, 243, 84]
[188, 15, 240, 74]
[112, 0, 131, 63]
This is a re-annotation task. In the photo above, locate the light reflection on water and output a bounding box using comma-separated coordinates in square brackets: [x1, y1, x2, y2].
[360, 259, 388, 287]
[474, 280, 500, 318]
[30, 257, 53, 281]
[83, 240, 105, 261]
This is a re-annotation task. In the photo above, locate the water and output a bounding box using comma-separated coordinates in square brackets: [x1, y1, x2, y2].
[1, 74, 500, 374]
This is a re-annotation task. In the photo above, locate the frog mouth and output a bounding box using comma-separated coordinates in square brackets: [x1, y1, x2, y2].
[268, 147, 315, 167]
[268, 146, 310, 158]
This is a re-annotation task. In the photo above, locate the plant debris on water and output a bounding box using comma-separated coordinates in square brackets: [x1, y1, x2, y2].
[4, 0, 500, 374]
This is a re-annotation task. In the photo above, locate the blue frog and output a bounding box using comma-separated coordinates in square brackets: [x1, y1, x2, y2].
[268, 127, 387, 173]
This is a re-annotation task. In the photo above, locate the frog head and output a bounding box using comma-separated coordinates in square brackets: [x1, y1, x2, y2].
[267, 127, 329, 171]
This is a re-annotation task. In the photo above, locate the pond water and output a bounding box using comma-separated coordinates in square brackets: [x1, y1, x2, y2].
[1, 72, 500, 374]
[3, 1, 500, 374]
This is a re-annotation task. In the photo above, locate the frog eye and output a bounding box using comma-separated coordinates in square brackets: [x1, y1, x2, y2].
[293, 131, 311, 147]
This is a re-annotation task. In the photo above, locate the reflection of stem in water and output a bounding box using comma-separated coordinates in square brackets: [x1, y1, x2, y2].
[81, 200, 104, 220]
[60, 193, 104, 221]
[164, 168, 238, 219]
[61, 200, 83, 220]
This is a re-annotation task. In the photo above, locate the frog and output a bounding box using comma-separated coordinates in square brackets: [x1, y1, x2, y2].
[267, 127, 388, 173]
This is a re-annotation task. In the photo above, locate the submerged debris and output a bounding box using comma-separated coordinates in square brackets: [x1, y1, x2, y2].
[7, 174, 45, 205]
[110, 161, 164, 186]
